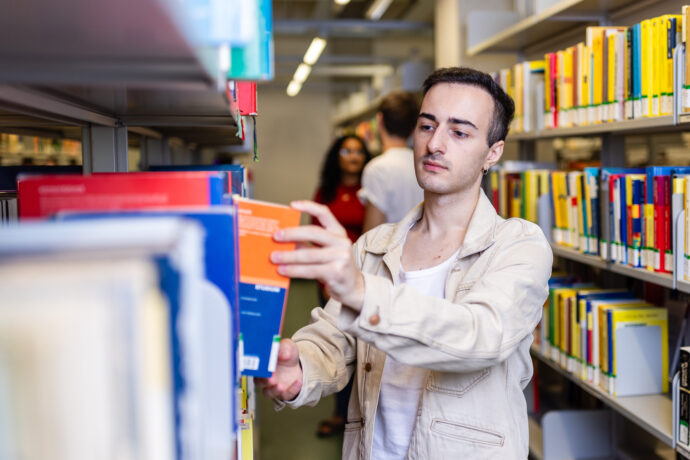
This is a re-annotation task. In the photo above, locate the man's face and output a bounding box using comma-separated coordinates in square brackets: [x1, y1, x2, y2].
[412, 83, 503, 196]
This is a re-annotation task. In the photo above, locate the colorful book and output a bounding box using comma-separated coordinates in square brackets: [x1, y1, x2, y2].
[17, 172, 227, 219]
[236, 198, 301, 377]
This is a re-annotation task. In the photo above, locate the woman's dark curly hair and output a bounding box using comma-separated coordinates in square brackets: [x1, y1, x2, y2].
[318, 134, 372, 203]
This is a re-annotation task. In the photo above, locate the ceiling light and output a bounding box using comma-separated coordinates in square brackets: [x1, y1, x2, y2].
[334, 0, 351, 4]
[303, 37, 327, 66]
[293, 63, 312, 83]
[286, 80, 302, 97]
[366, 0, 393, 20]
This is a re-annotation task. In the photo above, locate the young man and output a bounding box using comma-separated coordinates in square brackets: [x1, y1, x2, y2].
[358, 91, 424, 232]
[259, 67, 553, 459]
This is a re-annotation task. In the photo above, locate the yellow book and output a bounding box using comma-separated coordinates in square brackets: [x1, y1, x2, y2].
[641, 19, 653, 116]
[607, 32, 617, 121]
[582, 44, 591, 124]
[592, 32, 604, 121]
[513, 63, 524, 132]
[651, 17, 662, 116]
[523, 170, 539, 223]
[576, 42, 586, 121]
[609, 306, 668, 395]
[563, 46, 575, 126]
[684, 6, 690, 112]
[659, 14, 683, 115]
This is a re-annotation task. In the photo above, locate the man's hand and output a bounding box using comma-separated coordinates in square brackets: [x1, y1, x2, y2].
[255, 338, 303, 401]
[271, 200, 365, 311]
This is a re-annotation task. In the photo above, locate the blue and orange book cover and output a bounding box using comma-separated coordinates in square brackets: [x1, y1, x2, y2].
[236, 198, 301, 377]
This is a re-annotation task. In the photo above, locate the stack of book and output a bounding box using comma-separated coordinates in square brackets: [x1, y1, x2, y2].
[493, 6, 690, 132]
[0, 168, 300, 459]
[539, 277, 669, 397]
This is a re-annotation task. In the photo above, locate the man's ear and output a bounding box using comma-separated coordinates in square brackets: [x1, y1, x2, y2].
[484, 140, 504, 170]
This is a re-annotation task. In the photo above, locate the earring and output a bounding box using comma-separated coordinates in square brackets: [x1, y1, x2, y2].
[482, 168, 488, 176]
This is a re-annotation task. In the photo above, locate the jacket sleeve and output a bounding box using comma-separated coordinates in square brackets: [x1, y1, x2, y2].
[336, 220, 553, 373]
[278, 237, 370, 410]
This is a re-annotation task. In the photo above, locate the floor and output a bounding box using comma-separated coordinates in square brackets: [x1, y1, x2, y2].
[256, 279, 343, 460]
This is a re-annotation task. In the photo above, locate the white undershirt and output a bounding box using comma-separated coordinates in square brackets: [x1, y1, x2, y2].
[371, 249, 459, 460]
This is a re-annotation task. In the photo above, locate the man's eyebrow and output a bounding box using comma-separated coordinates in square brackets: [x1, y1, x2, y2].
[448, 117, 478, 130]
[418, 113, 478, 131]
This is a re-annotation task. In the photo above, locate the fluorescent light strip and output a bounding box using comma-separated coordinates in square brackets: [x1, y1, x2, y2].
[303, 37, 327, 66]
[366, 0, 393, 20]
[286, 80, 302, 97]
[334, 0, 351, 4]
[293, 63, 312, 83]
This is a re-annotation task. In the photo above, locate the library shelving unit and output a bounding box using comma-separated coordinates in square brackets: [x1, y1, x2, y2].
[469, 0, 690, 458]
[0, 0, 241, 173]
[467, 0, 665, 57]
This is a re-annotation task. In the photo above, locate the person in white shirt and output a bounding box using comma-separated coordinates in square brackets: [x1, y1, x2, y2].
[358, 91, 424, 231]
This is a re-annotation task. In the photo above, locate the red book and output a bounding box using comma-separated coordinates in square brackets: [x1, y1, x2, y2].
[653, 175, 664, 272]
[662, 175, 672, 273]
[17, 172, 226, 219]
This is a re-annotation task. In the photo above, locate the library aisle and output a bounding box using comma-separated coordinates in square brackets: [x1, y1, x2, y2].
[257, 280, 342, 460]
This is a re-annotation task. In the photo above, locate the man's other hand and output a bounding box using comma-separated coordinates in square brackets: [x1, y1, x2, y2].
[255, 338, 303, 401]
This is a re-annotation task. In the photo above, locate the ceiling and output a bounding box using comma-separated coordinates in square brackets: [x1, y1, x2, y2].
[269, 0, 435, 95]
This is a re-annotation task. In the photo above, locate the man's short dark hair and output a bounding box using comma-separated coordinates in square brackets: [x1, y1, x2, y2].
[422, 67, 515, 146]
[378, 91, 420, 139]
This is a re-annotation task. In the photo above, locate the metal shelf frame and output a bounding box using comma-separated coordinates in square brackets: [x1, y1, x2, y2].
[531, 345, 673, 446]
[551, 243, 682, 291]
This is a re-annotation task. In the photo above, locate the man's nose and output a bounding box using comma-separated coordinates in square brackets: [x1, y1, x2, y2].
[427, 127, 446, 154]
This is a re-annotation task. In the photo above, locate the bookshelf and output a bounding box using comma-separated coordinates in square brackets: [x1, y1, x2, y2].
[473, 1, 690, 457]
[550, 244, 680, 289]
[467, 0, 658, 56]
[506, 115, 679, 141]
[0, 0, 243, 171]
[531, 345, 674, 446]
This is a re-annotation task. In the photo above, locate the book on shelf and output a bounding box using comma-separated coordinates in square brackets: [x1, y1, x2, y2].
[0, 191, 17, 224]
[678, 347, 690, 447]
[542, 278, 668, 397]
[0, 217, 237, 460]
[17, 171, 228, 219]
[59, 207, 243, 399]
[235, 197, 301, 377]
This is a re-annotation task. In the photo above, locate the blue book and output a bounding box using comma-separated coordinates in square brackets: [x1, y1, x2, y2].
[632, 24, 642, 106]
[619, 176, 628, 265]
[584, 167, 600, 254]
[58, 209, 240, 438]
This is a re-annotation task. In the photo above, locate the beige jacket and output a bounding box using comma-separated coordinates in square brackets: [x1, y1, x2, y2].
[279, 190, 552, 459]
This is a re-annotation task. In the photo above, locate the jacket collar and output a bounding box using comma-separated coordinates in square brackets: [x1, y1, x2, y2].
[363, 188, 499, 262]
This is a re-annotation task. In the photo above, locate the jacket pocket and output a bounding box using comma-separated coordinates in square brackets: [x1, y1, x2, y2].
[426, 368, 490, 397]
[342, 420, 362, 460]
[430, 418, 505, 447]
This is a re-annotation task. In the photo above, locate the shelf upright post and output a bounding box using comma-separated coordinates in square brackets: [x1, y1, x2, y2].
[600, 133, 626, 167]
[81, 125, 129, 173]
[518, 139, 536, 161]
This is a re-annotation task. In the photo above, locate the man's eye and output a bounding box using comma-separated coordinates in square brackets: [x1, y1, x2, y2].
[420, 124, 434, 131]
[454, 131, 468, 138]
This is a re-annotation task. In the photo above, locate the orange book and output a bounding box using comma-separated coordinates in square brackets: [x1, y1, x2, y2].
[236, 198, 301, 377]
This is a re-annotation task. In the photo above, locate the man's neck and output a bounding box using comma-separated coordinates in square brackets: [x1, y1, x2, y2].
[417, 187, 480, 240]
[400, 186, 481, 271]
